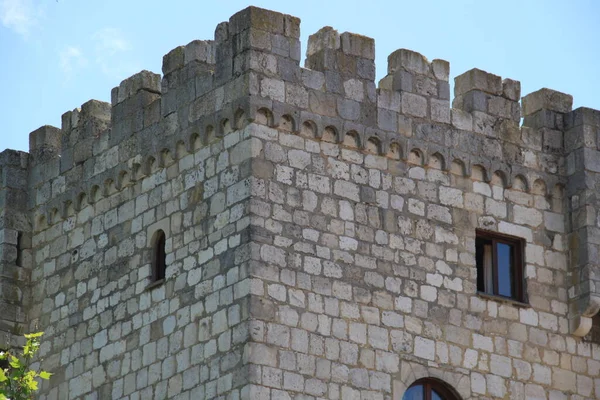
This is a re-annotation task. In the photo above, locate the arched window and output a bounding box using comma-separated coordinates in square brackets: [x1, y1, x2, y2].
[403, 378, 461, 400]
[152, 230, 166, 282]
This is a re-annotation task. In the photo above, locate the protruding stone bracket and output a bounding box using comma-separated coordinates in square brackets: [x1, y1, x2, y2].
[570, 295, 600, 337]
[572, 316, 593, 337]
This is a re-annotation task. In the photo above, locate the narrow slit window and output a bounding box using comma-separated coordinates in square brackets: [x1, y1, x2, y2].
[15, 232, 22, 267]
[476, 230, 525, 302]
[152, 230, 166, 282]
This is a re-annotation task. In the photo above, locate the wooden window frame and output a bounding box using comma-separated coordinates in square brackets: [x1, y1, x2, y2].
[476, 229, 525, 303]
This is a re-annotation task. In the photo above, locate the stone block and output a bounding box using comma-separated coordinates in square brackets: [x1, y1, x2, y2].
[454, 68, 502, 97]
[387, 49, 429, 75]
[502, 78, 521, 101]
[307, 27, 340, 57]
[184, 40, 215, 65]
[522, 88, 573, 116]
[29, 125, 62, 163]
[432, 59, 450, 81]
[340, 32, 375, 60]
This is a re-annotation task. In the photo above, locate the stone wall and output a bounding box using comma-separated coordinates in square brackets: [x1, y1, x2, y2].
[0, 149, 30, 349]
[1, 5, 600, 400]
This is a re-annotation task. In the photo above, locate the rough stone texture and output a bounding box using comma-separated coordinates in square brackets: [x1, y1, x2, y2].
[1, 5, 600, 400]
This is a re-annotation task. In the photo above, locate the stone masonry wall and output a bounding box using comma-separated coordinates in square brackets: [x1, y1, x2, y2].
[29, 124, 254, 399]
[0, 149, 30, 349]
[1, 5, 600, 400]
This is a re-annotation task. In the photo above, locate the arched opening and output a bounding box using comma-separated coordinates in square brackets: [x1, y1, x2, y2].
[279, 114, 295, 132]
[152, 230, 166, 282]
[408, 149, 424, 166]
[403, 378, 461, 400]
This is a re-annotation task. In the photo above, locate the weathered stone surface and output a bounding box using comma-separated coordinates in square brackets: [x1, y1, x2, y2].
[522, 88, 573, 116]
[2, 6, 600, 400]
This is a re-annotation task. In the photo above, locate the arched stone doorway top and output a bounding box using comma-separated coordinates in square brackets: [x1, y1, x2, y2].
[403, 378, 462, 400]
[394, 361, 471, 400]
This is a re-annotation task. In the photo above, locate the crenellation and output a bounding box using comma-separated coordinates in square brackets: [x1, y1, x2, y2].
[522, 88, 574, 117]
[453, 68, 520, 123]
[3, 6, 600, 400]
[28, 125, 62, 165]
[306, 27, 376, 100]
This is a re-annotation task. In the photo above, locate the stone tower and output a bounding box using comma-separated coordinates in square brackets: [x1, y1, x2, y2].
[1, 6, 600, 399]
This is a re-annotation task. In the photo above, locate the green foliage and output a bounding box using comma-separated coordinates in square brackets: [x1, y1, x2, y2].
[0, 332, 52, 400]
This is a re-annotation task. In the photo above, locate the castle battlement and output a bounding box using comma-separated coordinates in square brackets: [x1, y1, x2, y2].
[2, 6, 600, 399]
[14, 7, 594, 227]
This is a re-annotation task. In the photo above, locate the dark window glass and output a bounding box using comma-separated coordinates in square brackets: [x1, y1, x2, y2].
[404, 385, 424, 400]
[475, 230, 525, 302]
[497, 242, 512, 297]
[432, 391, 442, 400]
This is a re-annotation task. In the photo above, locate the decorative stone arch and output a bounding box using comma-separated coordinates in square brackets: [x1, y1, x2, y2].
[76, 192, 88, 210]
[512, 174, 529, 192]
[491, 170, 507, 187]
[175, 140, 188, 158]
[343, 130, 360, 148]
[63, 200, 75, 218]
[388, 142, 403, 160]
[300, 120, 317, 138]
[428, 152, 445, 170]
[279, 114, 296, 132]
[189, 132, 202, 152]
[234, 108, 247, 130]
[117, 170, 131, 189]
[366, 136, 382, 155]
[221, 118, 232, 135]
[394, 362, 471, 400]
[450, 158, 466, 176]
[255, 107, 274, 126]
[321, 126, 338, 143]
[159, 148, 174, 167]
[408, 148, 424, 166]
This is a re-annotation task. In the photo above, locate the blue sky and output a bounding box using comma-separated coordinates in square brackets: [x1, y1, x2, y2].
[1, 0, 599, 153]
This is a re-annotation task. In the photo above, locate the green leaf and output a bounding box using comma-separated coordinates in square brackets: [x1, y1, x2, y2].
[0, 368, 6, 382]
[39, 371, 52, 380]
[9, 355, 21, 369]
[27, 378, 39, 391]
[23, 332, 44, 339]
